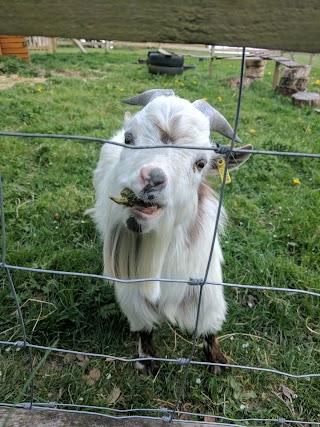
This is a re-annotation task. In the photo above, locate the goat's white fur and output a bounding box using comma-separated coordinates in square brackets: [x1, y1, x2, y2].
[92, 95, 228, 336]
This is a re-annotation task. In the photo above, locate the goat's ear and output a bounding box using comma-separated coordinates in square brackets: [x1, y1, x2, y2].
[124, 111, 132, 126]
[209, 144, 253, 174]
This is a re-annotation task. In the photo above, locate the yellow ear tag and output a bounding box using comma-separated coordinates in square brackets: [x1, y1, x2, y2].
[217, 159, 232, 184]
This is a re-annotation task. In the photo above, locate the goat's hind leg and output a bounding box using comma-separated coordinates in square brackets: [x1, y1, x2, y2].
[135, 330, 159, 376]
[203, 333, 228, 374]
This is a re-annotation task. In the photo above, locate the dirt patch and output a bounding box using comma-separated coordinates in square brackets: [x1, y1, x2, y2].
[0, 74, 46, 90]
[0, 70, 104, 90]
[50, 70, 104, 79]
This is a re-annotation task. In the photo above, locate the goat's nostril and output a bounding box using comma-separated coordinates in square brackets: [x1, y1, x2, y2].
[149, 168, 167, 187]
[141, 167, 167, 190]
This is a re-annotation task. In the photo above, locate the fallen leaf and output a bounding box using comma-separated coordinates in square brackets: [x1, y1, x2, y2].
[107, 387, 121, 404]
[63, 353, 76, 364]
[57, 387, 63, 400]
[281, 385, 297, 402]
[179, 413, 190, 420]
[204, 415, 216, 422]
[76, 354, 90, 367]
[89, 368, 101, 381]
[246, 294, 258, 308]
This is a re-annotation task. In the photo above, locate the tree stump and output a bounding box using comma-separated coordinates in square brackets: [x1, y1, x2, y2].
[244, 58, 267, 80]
[276, 65, 311, 96]
[292, 91, 320, 107]
[224, 58, 266, 88]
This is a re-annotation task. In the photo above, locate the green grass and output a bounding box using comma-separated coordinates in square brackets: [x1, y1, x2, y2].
[0, 48, 319, 424]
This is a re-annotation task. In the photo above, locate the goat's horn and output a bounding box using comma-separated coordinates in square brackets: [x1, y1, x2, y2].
[193, 99, 242, 143]
[122, 89, 175, 106]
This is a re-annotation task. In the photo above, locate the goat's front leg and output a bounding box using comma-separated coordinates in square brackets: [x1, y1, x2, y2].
[203, 333, 228, 374]
[135, 330, 159, 376]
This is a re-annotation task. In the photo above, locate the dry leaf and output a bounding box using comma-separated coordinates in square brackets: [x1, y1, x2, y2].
[57, 387, 63, 401]
[246, 294, 258, 308]
[76, 354, 90, 367]
[107, 387, 121, 404]
[63, 353, 76, 364]
[281, 385, 297, 402]
[85, 368, 101, 386]
[89, 368, 101, 381]
[204, 415, 216, 422]
[179, 413, 190, 420]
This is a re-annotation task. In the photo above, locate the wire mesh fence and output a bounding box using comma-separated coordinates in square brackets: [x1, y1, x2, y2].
[0, 48, 320, 426]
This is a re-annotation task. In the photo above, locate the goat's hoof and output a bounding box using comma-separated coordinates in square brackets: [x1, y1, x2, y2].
[135, 360, 160, 377]
[135, 361, 149, 376]
[209, 354, 230, 375]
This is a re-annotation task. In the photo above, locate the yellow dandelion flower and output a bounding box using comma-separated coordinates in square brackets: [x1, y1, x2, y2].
[293, 179, 301, 185]
[217, 96, 222, 102]
[119, 88, 124, 92]
[249, 129, 256, 133]
[175, 80, 180, 84]
[202, 97, 207, 101]
[267, 72, 272, 75]
[180, 82, 185, 87]
[37, 87, 42, 92]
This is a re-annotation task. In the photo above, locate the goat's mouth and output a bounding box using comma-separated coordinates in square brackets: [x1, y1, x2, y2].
[110, 188, 164, 220]
[132, 200, 164, 220]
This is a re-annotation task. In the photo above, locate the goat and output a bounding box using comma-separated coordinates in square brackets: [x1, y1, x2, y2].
[92, 89, 252, 375]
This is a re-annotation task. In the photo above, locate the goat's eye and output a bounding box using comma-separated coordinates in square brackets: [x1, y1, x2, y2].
[195, 159, 207, 171]
[124, 132, 134, 145]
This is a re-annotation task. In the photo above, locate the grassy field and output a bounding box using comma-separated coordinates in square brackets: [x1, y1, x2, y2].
[0, 47, 319, 424]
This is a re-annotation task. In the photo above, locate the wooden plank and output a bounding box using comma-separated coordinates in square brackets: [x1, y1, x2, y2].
[0, 42, 27, 48]
[1, 47, 29, 54]
[272, 59, 304, 67]
[272, 61, 281, 89]
[0, 36, 26, 42]
[72, 38, 87, 53]
[0, 408, 206, 427]
[0, 1, 320, 52]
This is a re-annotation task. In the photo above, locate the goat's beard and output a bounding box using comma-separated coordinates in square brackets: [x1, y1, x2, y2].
[126, 216, 142, 233]
[105, 212, 175, 303]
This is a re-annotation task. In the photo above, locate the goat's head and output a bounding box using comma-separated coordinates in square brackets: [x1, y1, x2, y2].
[109, 89, 252, 234]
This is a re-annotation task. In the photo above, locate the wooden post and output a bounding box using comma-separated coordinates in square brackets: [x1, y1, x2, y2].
[72, 38, 87, 53]
[48, 37, 57, 54]
[209, 45, 215, 80]
[309, 53, 314, 65]
[272, 50, 285, 89]
[272, 61, 281, 89]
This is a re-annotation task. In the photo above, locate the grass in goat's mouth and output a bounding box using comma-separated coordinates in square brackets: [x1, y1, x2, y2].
[110, 187, 158, 208]
[110, 188, 139, 206]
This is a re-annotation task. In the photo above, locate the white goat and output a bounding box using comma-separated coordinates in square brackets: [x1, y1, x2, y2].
[92, 89, 252, 374]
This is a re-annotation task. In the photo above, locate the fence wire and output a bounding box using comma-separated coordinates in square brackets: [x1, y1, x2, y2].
[0, 47, 320, 427]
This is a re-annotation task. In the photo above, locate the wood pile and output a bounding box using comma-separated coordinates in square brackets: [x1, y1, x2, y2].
[276, 65, 311, 96]
[224, 57, 267, 88]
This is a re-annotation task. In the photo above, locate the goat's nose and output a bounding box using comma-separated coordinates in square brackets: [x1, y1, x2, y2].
[140, 166, 167, 191]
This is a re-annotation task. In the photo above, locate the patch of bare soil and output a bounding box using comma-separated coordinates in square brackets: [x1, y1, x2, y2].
[50, 70, 104, 78]
[0, 70, 104, 90]
[0, 74, 46, 90]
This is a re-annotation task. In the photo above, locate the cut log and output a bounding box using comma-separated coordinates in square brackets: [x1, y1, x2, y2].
[276, 65, 311, 96]
[292, 91, 320, 107]
[245, 58, 267, 80]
